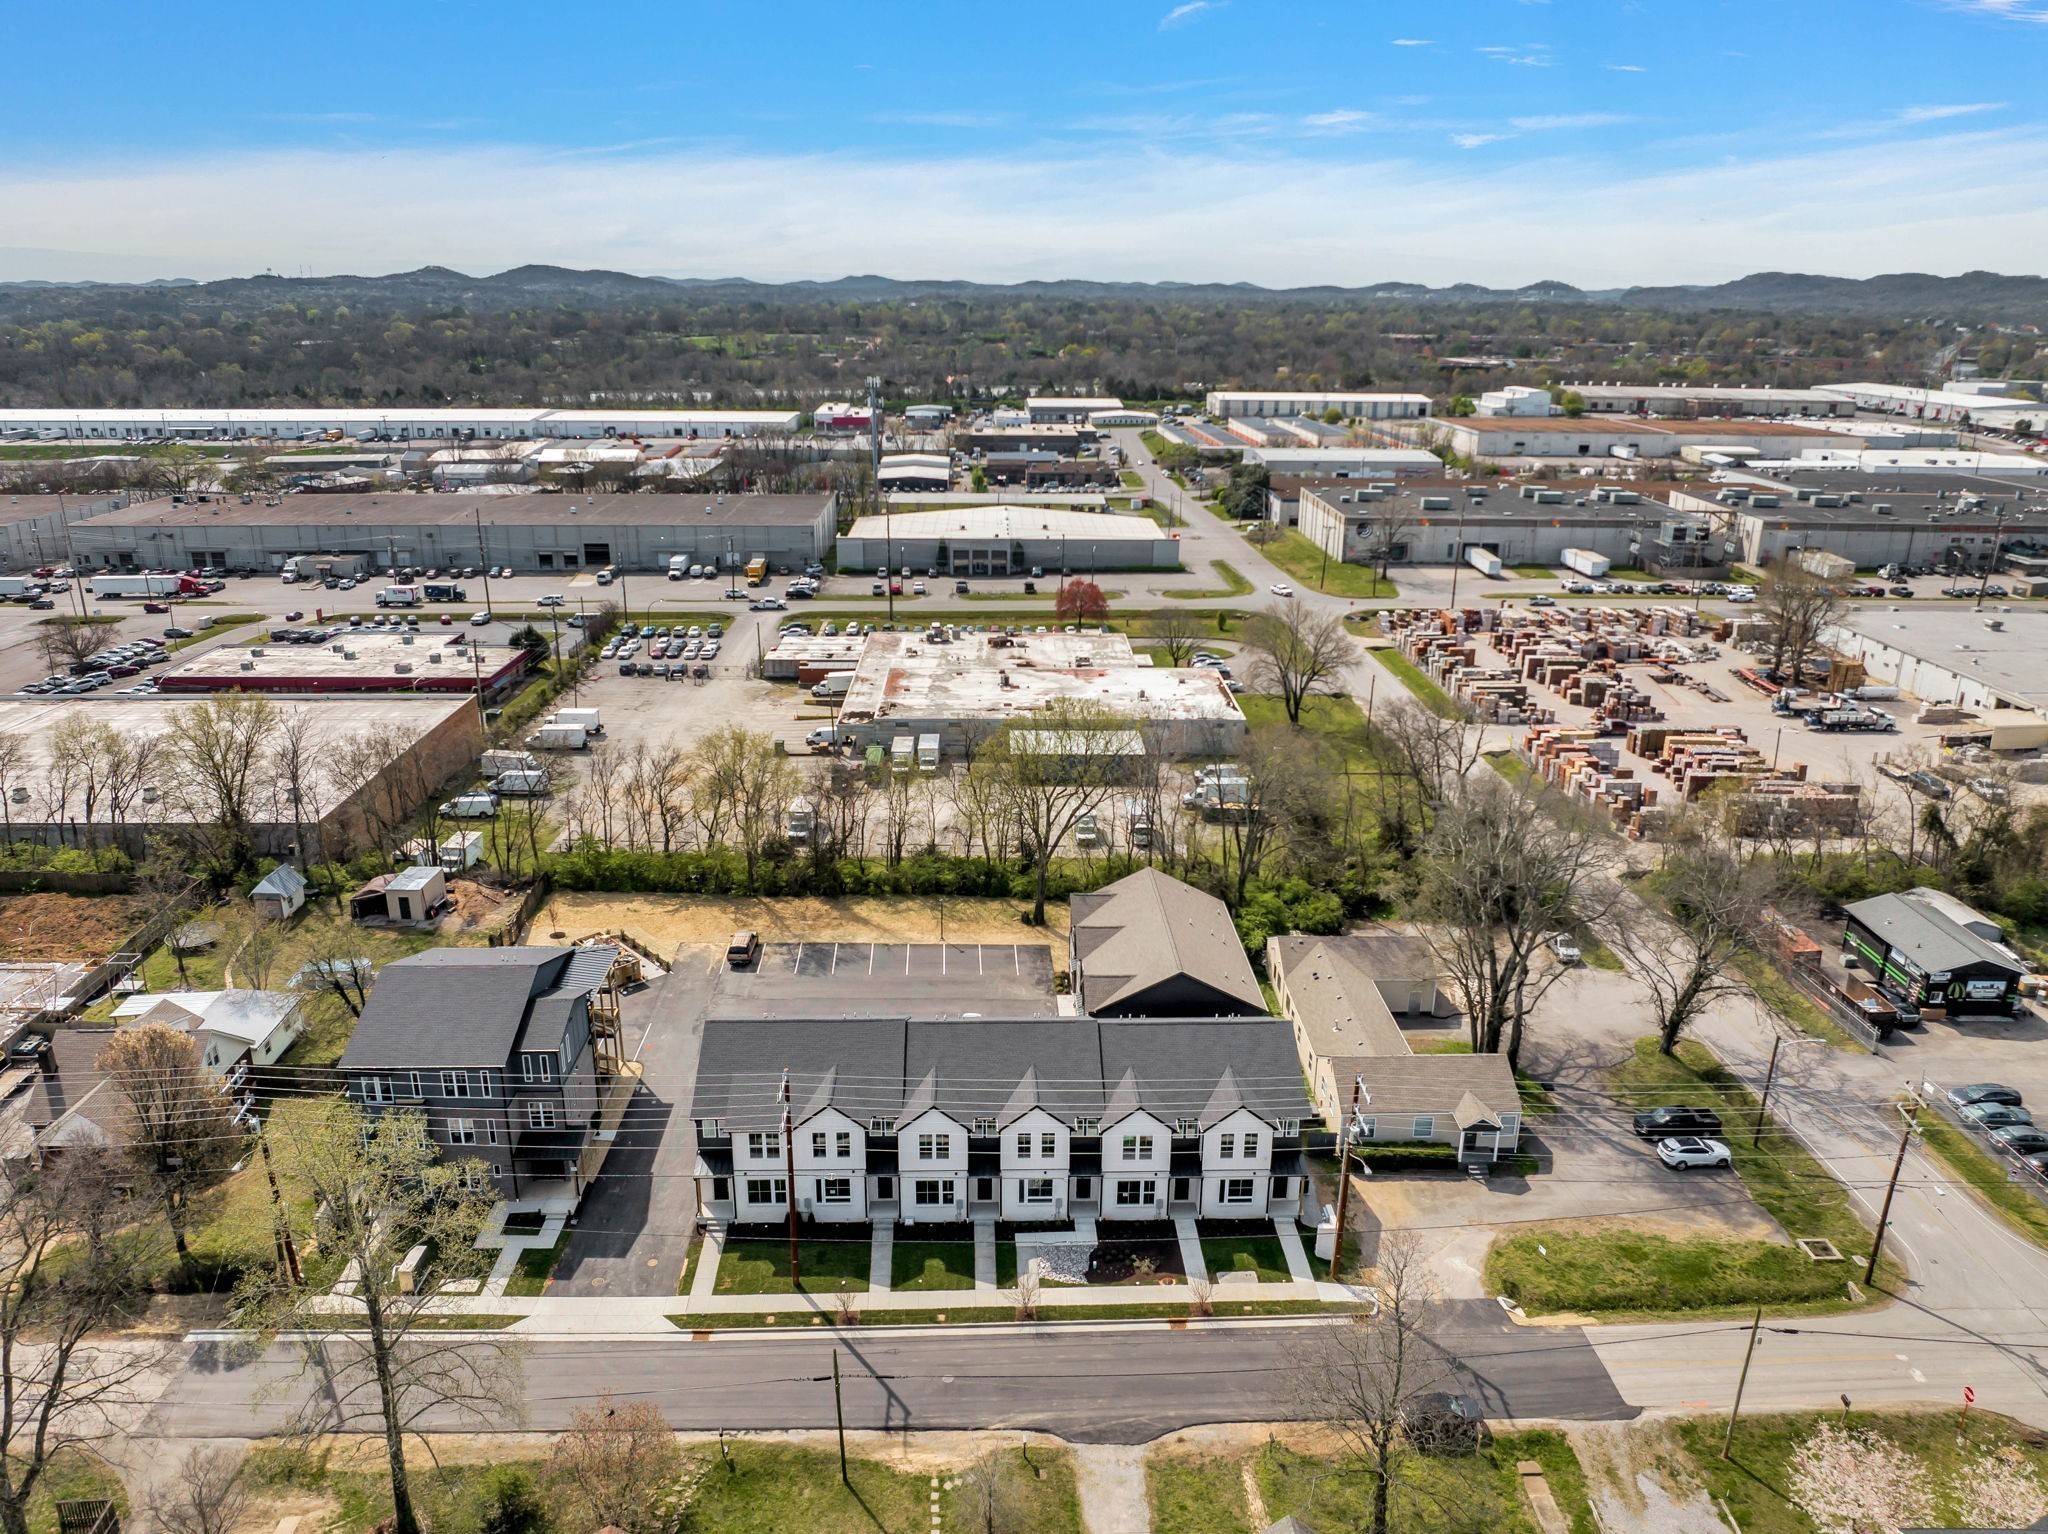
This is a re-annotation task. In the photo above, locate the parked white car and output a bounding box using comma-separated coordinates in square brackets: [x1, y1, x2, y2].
[1269, 582, 1295, 597]
[1547, 932, 1582, 965]
[1656, 1136, 1733, 1171]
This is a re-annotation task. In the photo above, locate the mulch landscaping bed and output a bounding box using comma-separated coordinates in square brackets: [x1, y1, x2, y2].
[1087, 1221, 1187, 1284]
[893, 1220, 974, 1244]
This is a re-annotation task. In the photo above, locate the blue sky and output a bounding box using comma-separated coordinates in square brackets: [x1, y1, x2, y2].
[5, 0, 2048, 286]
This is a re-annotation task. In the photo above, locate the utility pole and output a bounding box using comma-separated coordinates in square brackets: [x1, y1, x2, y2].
[474, 506, 494, 619]
[1865, 1104, 1919, 1285]
[832, 1349, 849, 1484]
[1753, 1035, 1784, 1148]
[1719, 1306, 1764, 1460]
[871, 375, 894, 625]
[1329, 1076, 1364, 1280]
[259, 1132, 303, 1286]
[782, 1068, 801, 1285]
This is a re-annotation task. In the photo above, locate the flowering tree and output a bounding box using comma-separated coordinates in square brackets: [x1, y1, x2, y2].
[1788, 1423, 1935, 1534]
[1054, 580, 1109, 624]
[1951, 1446, 2048, 1531]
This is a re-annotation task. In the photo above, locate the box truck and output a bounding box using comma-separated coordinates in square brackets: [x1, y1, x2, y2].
[745, 557, 769, 586]
[890, 735, 915, 774]
[527, 723, 589, 751]
[480, 748, 541, 777]
[917, 733, 941, 772]
[376, 584, 423, 607]
[548, 708, 603, 737]
[0, 577, 41, 598]
[490, 769, 552, 797]
[421, 583, 466, 603]
[1463, 547, 1503, 579]
[1561, 548, 1610, 579]
[810, 673, 853, 701]
[667, 554, 689, 581]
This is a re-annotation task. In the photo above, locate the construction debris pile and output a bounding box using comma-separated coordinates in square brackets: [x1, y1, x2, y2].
[1515, 722, 1864, 840]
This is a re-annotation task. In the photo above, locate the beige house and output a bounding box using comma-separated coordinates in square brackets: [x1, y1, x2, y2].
[1267, 932, 1522, 1164]
[1072, 870, 1268, 1019]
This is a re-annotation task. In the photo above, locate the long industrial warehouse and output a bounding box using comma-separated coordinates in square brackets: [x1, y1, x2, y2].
[0, 406, 802, 440]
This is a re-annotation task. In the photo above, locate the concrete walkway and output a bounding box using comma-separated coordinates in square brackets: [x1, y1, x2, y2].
[686, 1222, 726, 1304]
[1073, 1443, 1152, 1534]
[973, 1218, 998, 1290]
[868, 1224, 894, 1294]
[1272, 1217, 1316, 1283]
[1172, 1215, 1207, 1284]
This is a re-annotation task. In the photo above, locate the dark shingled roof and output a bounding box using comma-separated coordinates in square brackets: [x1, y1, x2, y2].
[339, 946, 612, 1072]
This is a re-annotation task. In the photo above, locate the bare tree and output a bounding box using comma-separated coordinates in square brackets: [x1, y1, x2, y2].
[34, 617, 113, 676]
[1416, 774, 1615, 1063]
[236, 1096, 523, 1534]
[165, 694, 279, 879]
[96, 1024, 245, 1268]
[294, 918, 376, 1016]
[0, 734, 29, 847]
[690, 725, 797, 889]
[1355, 499, 1418, 582]
[1142, 607, 1208, 668]
[959, 1453, 1033, 1534]
[1285, 1233, 1466, 1534]
[1364, 695, 1483, 857]
[0, 1156, 160, 1534]
[970, 698, 1131, 924]
[546, 1393, 700, 1534]
[148, 1447, 250, 1534]
[1607, 840, 1772, 1054]
[1239, 606, 1353, 725]
[1757, 565, 1845, 686]
[268, 706, 330, 879]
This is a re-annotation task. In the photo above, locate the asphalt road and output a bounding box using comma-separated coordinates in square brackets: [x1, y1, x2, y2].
[547, 947, 719, 1297]
[154, 1302, 1633, 1445]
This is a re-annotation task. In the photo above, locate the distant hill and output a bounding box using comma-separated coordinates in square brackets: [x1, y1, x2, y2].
[4, 265, 2048, 320]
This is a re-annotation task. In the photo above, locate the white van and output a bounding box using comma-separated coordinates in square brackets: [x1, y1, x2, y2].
[440, 792, 500, 819]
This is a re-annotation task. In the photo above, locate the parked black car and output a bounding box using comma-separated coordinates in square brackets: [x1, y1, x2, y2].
[1633, 1106, 1725, 1140]
[1987, 1126, 2048, 1158]
[1947, 1083, 2023, 1109]
[1402, 1393, 1487, 1454]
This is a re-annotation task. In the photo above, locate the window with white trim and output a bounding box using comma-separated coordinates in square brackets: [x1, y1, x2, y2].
[1278, 1119, 1299, 1137]
[361, 1076, 393, 1105]
[1412, 1115, 1435, 1139]
[913, 1179, 955, 1207]
[406, 1071, 423, 1099]
[836, 1130, 852, 1158]
[747, 1131, 782, 1159]
[446, 1118, 477, 1145]
[818, 1177, 853, 1204]
[870, 1116, 892, 1133]
[746, 1177, 787, 1205]
[1040, 1131, 1056, 1157]
[812, 1131, 828, 1157]
[1355, 1116, 1376, 1139]
[456, 1163, 493, 1192]
[1015, 1132, 1032, 1159]
[520, 1052, 557, 1084]
[527, 1101, 558, 1130]
[441, 1070, 474, 1099]
[1242, 1132, 1260, 1159]
[1223, 1177, 1255, 1203]
[1073, 1117, 1099, 1135]
[917, 1133, 951, 1161]
[972, 1117, 996, 1137]
[1115, 1179, 1151, 1207]
[1176, 1117, 1199, 1136]
[1022, 1177, 1055, 1204]
[1121, 1134, 1153, 1161]
[1219, 1132, 1236, 1158]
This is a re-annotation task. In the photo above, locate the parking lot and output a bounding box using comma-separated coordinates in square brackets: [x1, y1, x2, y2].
[713, 941, 1058, 1017]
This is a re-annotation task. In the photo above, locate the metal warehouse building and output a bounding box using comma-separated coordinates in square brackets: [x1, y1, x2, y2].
[63, 491, 838, 574]
[0, 493, 131, 569]
[837, 506, 1182, 574]
[1205, 391, 1433, 420]
[0, 696, 480, 858]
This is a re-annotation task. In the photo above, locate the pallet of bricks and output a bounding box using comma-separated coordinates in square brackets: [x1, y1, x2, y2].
[1520, 725, 1649, 828]
[1387, 611, 1551, 723]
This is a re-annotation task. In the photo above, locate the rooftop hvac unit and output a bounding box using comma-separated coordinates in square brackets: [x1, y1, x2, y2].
[401, 633, 415, 645]
[9, 787, 26, 804]
[395, 662, 413, 674]
[427, 652, 443, 664]
[141, 786, 159, 803]
[344, 650, 358, 660]
[239, 661, 255, 672]
[250, 647, 265, 657]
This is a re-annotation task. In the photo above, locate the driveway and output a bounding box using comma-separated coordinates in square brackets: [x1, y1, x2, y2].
[549, 944, 721, 1297]
[714, 941, 1058, 1018]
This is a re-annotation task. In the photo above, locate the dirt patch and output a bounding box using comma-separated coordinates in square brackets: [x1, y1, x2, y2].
[1087, 1226, 1186, 1285]
[536, 892, 1068, 962]
[1570, 1422, 1726, 1534]
[434, 878, 524, 937]
[0, 893, 144, 962]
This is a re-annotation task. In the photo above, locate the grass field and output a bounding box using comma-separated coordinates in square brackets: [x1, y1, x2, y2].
[1368, 647, 1462, 718]
[504, 1232, 570, 1297]
[890, 1241, 975, 1291]
[1164, 559, 1255, 600]
[1199, 1234, 1294, 1283]
[715, 1239, 869, 1295]
[1734, 951, 1857, 1049]
[1237, 694, 1379, 775]
[1488, 1039, 1893, 1318]
[1254, 529, 1399, 598]
[1916, 1110, 2048, 1247]
[1677, 1410, 2048, 1534]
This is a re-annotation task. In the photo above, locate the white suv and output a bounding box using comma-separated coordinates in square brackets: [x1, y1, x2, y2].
[1656, 1136, 1732, 1171]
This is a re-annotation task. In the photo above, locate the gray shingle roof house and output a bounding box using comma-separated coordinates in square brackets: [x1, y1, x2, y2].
[1070, 869, 1266, 1017]
[691, 1015, 1313, 1227]
[337, 945, 618, 1201]
[1268, 932, 1522, 1164]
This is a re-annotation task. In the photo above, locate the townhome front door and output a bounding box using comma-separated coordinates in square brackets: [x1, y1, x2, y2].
[974, 1177, 995, 1203]
[1170, 1176, 1192, 1203]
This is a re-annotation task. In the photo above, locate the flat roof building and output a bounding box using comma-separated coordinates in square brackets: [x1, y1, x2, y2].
[833, 628, 1246, 758]
[1204, 392, 1433, 420]
[1566, 385, 1857, 418]
[0, 695, 479, 858]
[1825, 607, 2048, 715]
[1246, 446, 1444, 479]
[1026, 396, 1124, 424]
[64, 490, 837, 573]
[1818, 383, 2045, 427]
[1669, 471, 2048, 565]
[1408, 415, 1885, 463]
[157, 625, 533, 697]
[0, 493, 131, 570]
[0, 406, 801, 441]
[837, 506, 1181, 574]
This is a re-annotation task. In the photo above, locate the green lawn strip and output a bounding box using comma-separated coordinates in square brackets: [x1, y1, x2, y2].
[1236, 693, 1381, 776]
[1147, 1454, 1252, 1534]
[165, 613, 265, 651]
[1491, 1431, 1598, 1534]
[503, 1231, 570, 1297]
[25, 1452, 128, 1534]
[1514, 1069, 1561, 1115]
[1369, 647, 1461, 719]
[1734, 950, 1857, 1049]
[1253, 530, 1399, 599]
[714, 1238, 869, 1294]
[1484, 749, 1531, 784]
[1675, 1410, 2048, 1534]
[1256, 1442, 1540, 1534]
[1509, 564, 1554, 578]
[672, 1298, 1362, 1330]
[890, 1240, 975, 1291]
[1198, 1235, 1293, 1283]
[1164, 559, 1254, 600]
[1578, 935, 1625, 972]
[1916, 1110, 2048, 1247]
[387, 1313, 528, 1331]
[1490, 1038, 1892, 1318]
[1120, 470, 1146, 488]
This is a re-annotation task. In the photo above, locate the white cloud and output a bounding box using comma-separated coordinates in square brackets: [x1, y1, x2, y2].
[1509, 113, 1632, 131]
[5, 129, 2048, 290]
[1303, 109, 1378, 133]
[1477, 45, 1554, 66]
[1946, 0, 2048, 19]
[1605, 63, 1647, 72]
[1390, 37, 1432, 45]
[1896, 101, 2005, 123]
[1451, 133, 1512, 149]
[1158, 1, 1217, 29]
